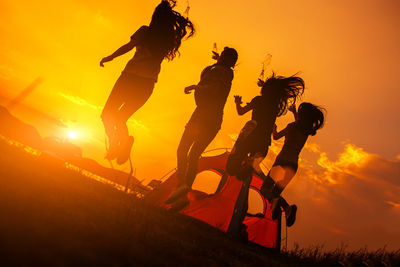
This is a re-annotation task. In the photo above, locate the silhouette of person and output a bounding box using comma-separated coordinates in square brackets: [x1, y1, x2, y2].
[226, 74, 305, 178]
[165, 47, 238, 207]
[260, 102, 325, 226]
[225, 74, 304, 235]
[100, 0, 195, 164]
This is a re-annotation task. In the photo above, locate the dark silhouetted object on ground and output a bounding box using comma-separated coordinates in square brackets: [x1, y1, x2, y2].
[145, 152, 281, 250]
[1, 122, 398, 266]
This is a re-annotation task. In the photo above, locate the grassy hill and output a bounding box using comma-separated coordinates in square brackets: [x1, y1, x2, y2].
[0, 139, 399, 266]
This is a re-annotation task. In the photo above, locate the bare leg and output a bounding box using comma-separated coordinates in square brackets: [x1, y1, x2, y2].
[101, 73, 154, 162]
[226, 120, 257, 176]
[116, 85, 153, 144]
[185, 128, 218, 188]
[226, 143, 248, 176]
[266, 165, 297, 220]
[112, 76, 154, 164]
[176, 126, 197, 187]
[164, 125, 197, 204]
[101, 78, 125, 159]
[166, 125, 218, 205]
[269, 165, 296, 191]
[251, 154, 265, 174]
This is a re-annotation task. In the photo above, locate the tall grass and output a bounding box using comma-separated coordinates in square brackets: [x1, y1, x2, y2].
[283, 243, 400, 266]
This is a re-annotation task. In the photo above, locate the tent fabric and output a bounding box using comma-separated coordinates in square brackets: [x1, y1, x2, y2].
[244, 174, 281, 248]
[144, 152, 281, 249]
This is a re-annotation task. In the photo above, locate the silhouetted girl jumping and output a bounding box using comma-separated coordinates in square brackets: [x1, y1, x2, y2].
[100, 0, 194, 164]
[225, 74, 304, 236]
[226, 74, 305, 178]
[165, 47, 238, 207]
[261, 102, 325, 226]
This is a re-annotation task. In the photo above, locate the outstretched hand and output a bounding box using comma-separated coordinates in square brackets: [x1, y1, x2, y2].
[212, 51, 219, 60]
[234, 95, 242, 105]
[100, 56, 113, 67]
[184, 85, 197, 94]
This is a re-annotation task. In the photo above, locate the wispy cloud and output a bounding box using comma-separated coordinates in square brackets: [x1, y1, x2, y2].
[59, 92, 148, 131]
[280, 142, 400, 250]
[225, 133, 400, 249]
[386, 201, 400, 208]
[127, 119, 148, 131]
[59, 92, 102, 110]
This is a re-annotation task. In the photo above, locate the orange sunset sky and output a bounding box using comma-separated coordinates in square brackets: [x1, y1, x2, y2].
[1, 0, 399, 250]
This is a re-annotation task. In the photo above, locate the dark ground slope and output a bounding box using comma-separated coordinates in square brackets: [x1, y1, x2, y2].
[1, 140, 399, 266]
[0, 140, 290, 266]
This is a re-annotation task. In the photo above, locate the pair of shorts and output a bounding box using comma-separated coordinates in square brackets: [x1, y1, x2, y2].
[235, 121, 270, 158]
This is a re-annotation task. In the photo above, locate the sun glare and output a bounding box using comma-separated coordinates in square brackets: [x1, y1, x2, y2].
[68, 130, 78, 140]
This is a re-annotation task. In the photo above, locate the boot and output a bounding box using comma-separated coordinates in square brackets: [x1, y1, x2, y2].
[259, 174, 276, 200]
[165, 184, 190, 204]
[168, 195, 190, 212]
[271, 197, 282, 220]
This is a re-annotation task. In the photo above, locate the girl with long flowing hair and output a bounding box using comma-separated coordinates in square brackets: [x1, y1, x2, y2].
[100, 0, 195, 164]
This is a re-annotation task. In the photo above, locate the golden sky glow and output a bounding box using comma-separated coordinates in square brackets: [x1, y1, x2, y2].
[1, 0, 400, 250]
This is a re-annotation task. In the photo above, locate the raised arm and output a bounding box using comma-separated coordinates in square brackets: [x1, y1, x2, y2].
[100, 26, 147, 67]
[100, 40, 135, 67]
[234, 95, 252, 115]
[272, 124, 289, 140]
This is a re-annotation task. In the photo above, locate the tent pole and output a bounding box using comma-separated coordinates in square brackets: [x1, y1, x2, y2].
[277, 210, 282, 253]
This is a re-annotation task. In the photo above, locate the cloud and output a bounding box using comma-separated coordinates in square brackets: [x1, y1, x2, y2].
[386, 201, 400, 208]
[224, 135, 400, 249]
[126, 119, 148, 131]
[59, 92, 102, 111]
[279, 142, 400, 250]
[59, 92, 148, 131]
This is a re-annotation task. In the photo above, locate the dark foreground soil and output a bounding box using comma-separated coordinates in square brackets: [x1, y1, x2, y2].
[0, 140, 399, 266]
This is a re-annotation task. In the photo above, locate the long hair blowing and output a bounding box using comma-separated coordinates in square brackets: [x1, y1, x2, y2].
[148, 0, 195, 60]
[259, 73, 305, 116]
[297, 102, 325, 136]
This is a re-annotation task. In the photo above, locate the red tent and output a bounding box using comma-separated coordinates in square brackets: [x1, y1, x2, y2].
[145, 152, 281, 250]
